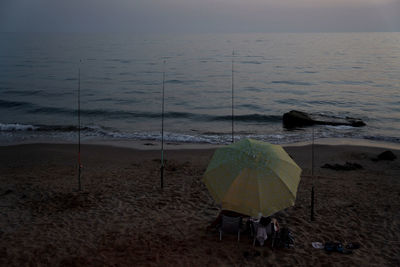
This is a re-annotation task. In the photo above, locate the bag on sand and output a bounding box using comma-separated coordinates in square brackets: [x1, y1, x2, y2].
[324, 242, 337, 252]
[277, 227, 295, 248]
[324, 242, 353, 254]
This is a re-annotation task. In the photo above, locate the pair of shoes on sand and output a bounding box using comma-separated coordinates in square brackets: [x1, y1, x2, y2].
[324, 242, 360, 254]
[345, 242, 360, 250]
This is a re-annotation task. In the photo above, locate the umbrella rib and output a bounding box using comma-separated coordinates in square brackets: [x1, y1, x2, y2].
[255, 172, 296, 217]
[274, 173, 298, 200]
[261, 160, 301, 196]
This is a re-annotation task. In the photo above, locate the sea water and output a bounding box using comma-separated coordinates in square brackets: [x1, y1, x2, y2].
[0, 32, 399, 145]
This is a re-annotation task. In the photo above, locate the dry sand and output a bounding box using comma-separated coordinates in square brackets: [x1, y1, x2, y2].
[0, 142, 399, 266]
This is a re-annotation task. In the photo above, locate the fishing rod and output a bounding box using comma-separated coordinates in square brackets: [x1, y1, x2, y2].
[78, 60, 82, 191]
[311, 127, 315, 221]
[231, 49, 234, 143]
[161, 60, 166, 189]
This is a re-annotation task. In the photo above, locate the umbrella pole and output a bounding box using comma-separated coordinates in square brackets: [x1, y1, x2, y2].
[231, 49, 234, 143]
[311, 128, 315, 221]
[161, 60, 166, 189]
[78, 60, 82, 191]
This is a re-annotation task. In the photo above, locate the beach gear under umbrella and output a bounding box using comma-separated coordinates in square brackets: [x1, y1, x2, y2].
[203, 138, 302, 218]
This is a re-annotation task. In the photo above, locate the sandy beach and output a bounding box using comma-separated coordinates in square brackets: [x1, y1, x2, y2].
[1, 141, 399, 266]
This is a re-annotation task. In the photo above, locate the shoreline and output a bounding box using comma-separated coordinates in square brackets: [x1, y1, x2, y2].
[2, 137, 400, 151]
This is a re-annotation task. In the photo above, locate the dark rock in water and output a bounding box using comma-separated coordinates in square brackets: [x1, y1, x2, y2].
[372, 150, 397, 161]
[282, 110, 366, 129]
[282, 110, 314, 128]
[321, 162, 363, 171]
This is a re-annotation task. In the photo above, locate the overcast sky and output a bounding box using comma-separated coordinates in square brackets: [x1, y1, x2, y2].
[1, 0, 399, 33]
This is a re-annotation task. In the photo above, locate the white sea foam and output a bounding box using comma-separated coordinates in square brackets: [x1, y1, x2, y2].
[0, 123, 37, 131]
[325, 125, 355, 130]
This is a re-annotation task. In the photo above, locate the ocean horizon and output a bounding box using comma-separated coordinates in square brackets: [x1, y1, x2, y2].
[1, 32, 399, 146]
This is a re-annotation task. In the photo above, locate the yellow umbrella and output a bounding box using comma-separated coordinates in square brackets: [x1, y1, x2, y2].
[203, 138, 302, 218]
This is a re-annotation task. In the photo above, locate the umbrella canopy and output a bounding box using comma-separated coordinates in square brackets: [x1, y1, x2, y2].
[203, 138, 302, 218]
